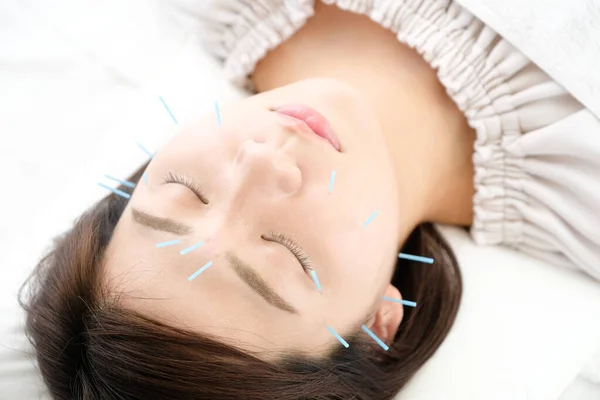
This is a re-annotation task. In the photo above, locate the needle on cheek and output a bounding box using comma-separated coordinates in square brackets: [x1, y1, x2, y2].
[215, 101, 222, 127]
[309, 269, 323, 293]
[326, 324, 349, 348]
[363, 210, 379, 228]
[328, 170, 336, 193]
[398, 253, 434, 264]
[382, 296, 417, 308]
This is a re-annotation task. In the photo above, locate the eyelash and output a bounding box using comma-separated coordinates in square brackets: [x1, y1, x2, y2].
[264, 231, 314, 271]
[162, 172, 209, 204]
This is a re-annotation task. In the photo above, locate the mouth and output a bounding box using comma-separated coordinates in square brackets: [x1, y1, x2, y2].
[273, 104, 342, 152]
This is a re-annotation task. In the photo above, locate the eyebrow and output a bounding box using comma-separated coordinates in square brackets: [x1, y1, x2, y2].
[131, 208, 193, 236]
[225, 251, 299, 315]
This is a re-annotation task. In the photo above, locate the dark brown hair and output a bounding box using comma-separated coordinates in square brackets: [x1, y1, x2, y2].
[20, 163, 462, 400]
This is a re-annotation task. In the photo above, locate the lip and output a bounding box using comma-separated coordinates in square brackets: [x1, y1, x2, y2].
[274, 104, 341, 152]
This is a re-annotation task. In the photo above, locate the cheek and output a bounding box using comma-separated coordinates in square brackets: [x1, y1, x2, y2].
[327, 184, 400, 285]
[320, 216, 395, 301]
[316, 160, 400, 269]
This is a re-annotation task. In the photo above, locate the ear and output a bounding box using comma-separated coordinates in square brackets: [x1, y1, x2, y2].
[365, 285, 404, 345]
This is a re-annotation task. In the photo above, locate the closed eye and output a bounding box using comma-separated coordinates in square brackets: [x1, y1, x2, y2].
[262, 231, 314, 274]
[161, 172, 209, 204]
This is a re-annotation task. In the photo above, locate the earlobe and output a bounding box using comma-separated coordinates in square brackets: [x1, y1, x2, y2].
[366, 285, 404, 345]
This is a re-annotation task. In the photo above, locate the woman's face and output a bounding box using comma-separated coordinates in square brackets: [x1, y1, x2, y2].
[105, 78, 404, 357]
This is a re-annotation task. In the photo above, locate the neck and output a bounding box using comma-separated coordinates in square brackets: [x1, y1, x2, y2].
[252, 3, 476, 234]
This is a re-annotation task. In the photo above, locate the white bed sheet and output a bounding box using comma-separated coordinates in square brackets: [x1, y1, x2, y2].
[1, 1, 599, 399]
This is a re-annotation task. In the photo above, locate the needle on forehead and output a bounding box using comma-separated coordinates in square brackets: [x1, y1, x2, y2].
[137, 142, 155, 159]
[104, 174, 136, 188]
[98, 182, 131, 199]
[188, 261, 214, 281]
[180, 241, 204, 255]
[159, 95, 178, 125]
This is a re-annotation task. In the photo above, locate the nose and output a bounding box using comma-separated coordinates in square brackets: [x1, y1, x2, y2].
[233, 138, 302, 198]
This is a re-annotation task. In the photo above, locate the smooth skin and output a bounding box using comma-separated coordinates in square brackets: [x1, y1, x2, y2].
[104, 3, 475, 358]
